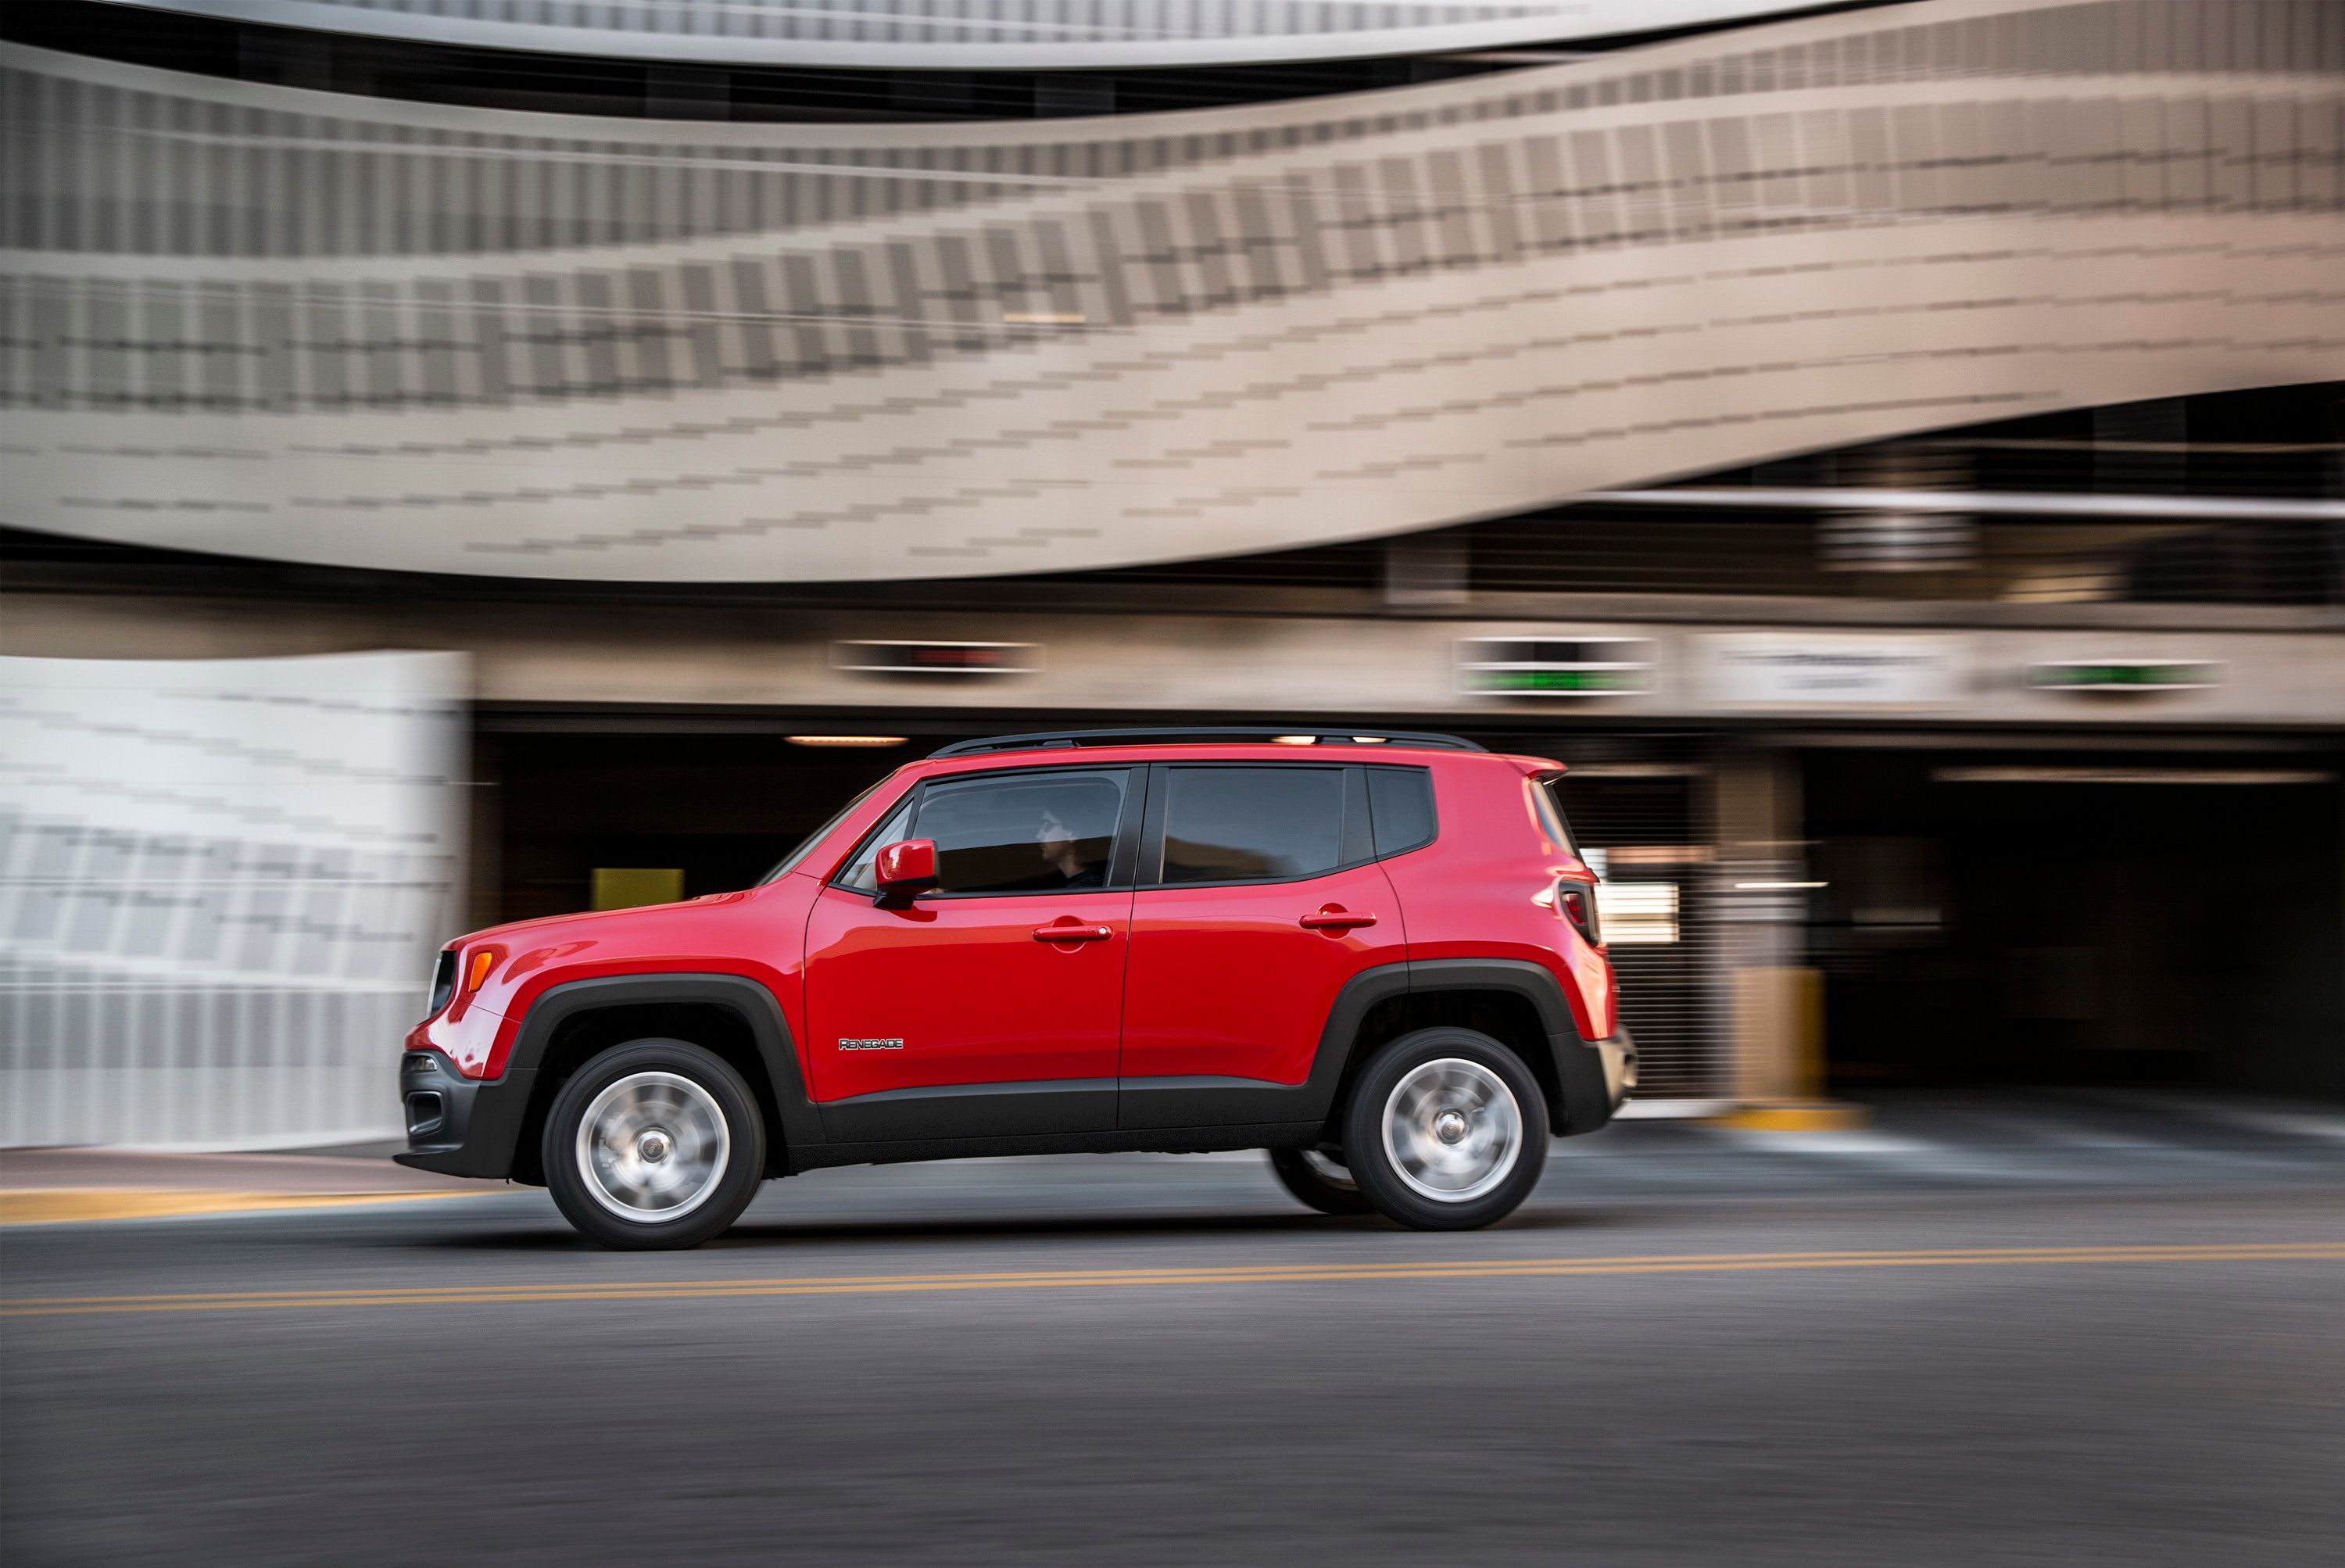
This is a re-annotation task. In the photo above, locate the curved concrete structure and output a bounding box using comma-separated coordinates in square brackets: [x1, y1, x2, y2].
[2, 0, 2341, 581]
[91, 0, 1822, 70]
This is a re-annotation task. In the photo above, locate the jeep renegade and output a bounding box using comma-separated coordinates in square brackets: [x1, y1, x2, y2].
[398, 729, 1636, 1248]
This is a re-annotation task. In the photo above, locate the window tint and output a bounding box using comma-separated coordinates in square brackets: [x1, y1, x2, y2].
[1161, 767, 1344, 884]
[913, 770, 1128, 895]
[834, 797, 915, 893]
[1367, 767, 1437, 857]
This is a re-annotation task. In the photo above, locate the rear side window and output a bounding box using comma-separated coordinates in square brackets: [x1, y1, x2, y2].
[914, 769, 1130, 894]
[1161, 766, 1344, 884]
[1366, 767, 1437, 857]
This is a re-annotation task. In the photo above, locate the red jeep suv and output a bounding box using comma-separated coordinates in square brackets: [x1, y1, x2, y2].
[399, 729, 1636, 1248]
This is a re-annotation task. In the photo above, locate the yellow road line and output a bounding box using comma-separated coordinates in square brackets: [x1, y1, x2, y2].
[0, 1189, 489, 1227]
[6, 1242, 2340, 1319]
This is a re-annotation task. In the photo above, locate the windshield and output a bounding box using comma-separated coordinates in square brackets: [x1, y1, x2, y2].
[758, 779, 888, 885]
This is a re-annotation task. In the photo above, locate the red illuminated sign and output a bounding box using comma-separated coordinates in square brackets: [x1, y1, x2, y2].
[830, 641, 1042, 677]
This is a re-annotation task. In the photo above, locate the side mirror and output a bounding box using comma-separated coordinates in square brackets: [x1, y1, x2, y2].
[874, 839, 939, 902]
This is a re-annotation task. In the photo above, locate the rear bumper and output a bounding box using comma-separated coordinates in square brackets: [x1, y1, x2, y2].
[1552, 1026, 1637, 1138]
[1596, 1025, 1639, 1108]
[392, 1051, 535, 1180]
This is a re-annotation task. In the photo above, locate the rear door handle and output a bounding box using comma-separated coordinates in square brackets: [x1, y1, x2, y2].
[1299, 908, 1377, 930]
[1033, 922, 1114, 943]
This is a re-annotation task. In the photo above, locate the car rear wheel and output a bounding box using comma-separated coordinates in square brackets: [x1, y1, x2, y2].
[1267, 1147, 1374, 1215]
[1341, 1027, 1548, 1230]
[542, 1039, 765, 1250]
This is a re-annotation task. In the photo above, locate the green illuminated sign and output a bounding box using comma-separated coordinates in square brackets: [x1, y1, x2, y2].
[2028, 660, 2220, 693]
[1456, 636, 1655, 698]
[1468, 668, 1646, 694]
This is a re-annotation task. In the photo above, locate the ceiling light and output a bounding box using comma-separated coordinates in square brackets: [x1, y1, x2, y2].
[1271, 735, 1317, 746]
[1935, 766, 2330, 786]
[786, 735, 907, 748]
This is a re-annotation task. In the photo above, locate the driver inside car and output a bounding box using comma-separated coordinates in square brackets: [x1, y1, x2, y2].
[1035, 803, 1107, 889]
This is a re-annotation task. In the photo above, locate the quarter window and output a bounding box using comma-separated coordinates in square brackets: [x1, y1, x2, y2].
[913, 770, 1130, 895]
[1366, 767, 1437, 857]
[834, 798, 915, 893]
[1532, 778, 1580, 858]
[1160, 766, 1345, 884]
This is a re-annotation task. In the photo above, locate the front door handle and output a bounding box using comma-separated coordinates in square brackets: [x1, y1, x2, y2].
[1299, 907, 1377, 931]
[1033, 921, 1114, 943]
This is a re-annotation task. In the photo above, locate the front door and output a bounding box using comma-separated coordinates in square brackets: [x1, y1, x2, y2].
[804, 765, 1135, 1141]
[1120, 762, 1406, 1128]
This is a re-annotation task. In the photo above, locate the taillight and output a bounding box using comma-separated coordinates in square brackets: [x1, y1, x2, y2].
[1558, 879, 1602, 946]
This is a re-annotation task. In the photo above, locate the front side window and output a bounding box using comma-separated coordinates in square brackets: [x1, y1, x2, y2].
[1160, 766, 1345, 884]
[912, 769, 1129, 895]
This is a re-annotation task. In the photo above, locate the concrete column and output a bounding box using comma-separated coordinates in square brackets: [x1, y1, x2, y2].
[1710, 746, 1827, 1108]
[1383, 533, 1470, 609]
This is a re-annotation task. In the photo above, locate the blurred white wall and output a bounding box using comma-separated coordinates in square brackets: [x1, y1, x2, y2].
[0, 651, 467, 1148]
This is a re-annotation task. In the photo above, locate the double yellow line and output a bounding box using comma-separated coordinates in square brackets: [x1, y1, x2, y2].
[7, 1241, 2341, 1319]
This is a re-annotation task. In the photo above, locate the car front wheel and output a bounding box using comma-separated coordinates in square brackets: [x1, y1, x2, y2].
[542, 1039, 765, 1250]
[1341, 1027, 1548, 1230]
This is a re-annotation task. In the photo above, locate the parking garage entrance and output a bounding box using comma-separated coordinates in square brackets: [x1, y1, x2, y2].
[1803, 746, 2345, 1100]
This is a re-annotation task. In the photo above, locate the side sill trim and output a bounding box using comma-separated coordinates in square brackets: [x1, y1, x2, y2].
[796, 1122, 1323, 1171]
[817, 1077, 1118, 1142]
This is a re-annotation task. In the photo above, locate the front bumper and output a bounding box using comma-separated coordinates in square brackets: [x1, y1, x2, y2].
[392, 1051, 536, 1180]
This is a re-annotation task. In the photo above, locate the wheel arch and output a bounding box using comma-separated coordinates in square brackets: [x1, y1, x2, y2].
[1321, 959, 1613, 1140]
[503, 974, 824, 1184]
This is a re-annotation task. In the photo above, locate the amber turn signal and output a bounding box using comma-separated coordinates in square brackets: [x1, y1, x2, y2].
[464, 950, 497, 994]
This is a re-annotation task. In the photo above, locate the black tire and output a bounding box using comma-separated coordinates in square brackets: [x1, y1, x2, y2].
[1341, 1027, 1549, 1231]
[1267, 1147, 1375, 1215]
[542, 1039, 766, 1250]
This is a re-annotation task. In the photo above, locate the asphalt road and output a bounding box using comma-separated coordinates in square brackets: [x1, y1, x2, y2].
[7, 1111, 2345, 1566]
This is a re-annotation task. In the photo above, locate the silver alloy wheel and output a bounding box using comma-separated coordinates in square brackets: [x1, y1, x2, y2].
[1380, 1057, 1523, 1202]
[574, 1070, 732, 1223]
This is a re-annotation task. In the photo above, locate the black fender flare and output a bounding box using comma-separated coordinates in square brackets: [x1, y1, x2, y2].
[1328, 958, 1616, 1138]
[503, 972, 828, 1167]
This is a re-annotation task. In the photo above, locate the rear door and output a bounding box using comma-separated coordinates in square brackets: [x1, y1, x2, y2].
[803, 765, 1138, 1140]
[1119, 762, 1405, 1128]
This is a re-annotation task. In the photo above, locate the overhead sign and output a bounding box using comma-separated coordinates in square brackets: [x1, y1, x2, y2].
[1706, 634, 1964, 705]
[831, 641, 1041, 677]
[2027, 660, 2221, 693]
[1457, 637, 1654, 697]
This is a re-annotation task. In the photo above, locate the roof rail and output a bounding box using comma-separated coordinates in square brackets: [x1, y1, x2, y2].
[930, 727, 1486, 758]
